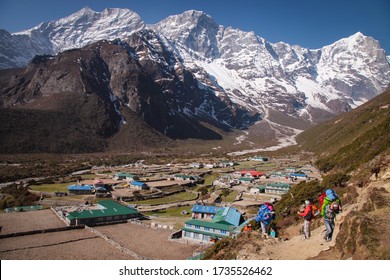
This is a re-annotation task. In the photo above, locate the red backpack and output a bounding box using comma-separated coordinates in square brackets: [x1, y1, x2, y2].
[319, 193, 327, 210]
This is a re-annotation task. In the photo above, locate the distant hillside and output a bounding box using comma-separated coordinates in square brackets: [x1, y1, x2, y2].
[297, 86, 390, 173]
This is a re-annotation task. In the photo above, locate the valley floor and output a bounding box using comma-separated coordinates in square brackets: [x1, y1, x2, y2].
[2, 152, 388, 260]
[0, 154, 317, 260]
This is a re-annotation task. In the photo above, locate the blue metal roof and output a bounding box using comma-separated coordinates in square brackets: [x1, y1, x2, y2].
[131, 181, 147, 186]
[290, 173, 307, 177]
[191, 204, 223, 214]
[67, 184, 94, 191]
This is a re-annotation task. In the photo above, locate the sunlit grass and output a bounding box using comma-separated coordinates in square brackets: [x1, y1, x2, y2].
[144, 206, 192, 217]
[29, 182, 77, 193]
[134, 192, 197, 205]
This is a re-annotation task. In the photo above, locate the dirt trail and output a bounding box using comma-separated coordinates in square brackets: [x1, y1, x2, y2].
[263, 212, 349, 260]
[238, 170, 390, 260]
[239, 205, 353, 260]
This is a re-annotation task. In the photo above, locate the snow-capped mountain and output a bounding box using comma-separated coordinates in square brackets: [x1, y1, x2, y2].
[152, 11, 390, 124]
[1, 7, 389, 147]
[0, 7, 145, 68]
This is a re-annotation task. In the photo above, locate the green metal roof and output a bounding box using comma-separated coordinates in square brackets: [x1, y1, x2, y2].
[187, 253, 204, 260]
[184, 219, 234, 231]
[212, 207, 242, 226]
[116, 173, 138, 178]
[5, 205, 43, 212]
[182, 227, 228, 238]
[252, 185, 267, 190]
[238, 177, 253, 181]
[67, 200, 138, 220]
[266, 182, 291, 188]
[97, 200, 126, 208]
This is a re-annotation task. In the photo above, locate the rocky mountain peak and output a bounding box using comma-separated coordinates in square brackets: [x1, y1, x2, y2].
[71, 6, 96, 17]
[152, 10, 220, 59]
[315, 32, 390, 103]
[9, 7, 145, 57]
[157, 10, 218, 29]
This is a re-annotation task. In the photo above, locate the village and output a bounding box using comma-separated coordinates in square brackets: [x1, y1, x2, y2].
[0, 154, 321, 260]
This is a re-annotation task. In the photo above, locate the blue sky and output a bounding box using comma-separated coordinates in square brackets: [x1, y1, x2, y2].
[0, 0, 389, 53]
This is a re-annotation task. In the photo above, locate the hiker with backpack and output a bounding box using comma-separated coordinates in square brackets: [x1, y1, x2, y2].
[320, 189, 342, 241]
[297, 200, 317, 240]
[320, 189, 342, 217]
[323, 202, 340, 241]
[254, 198, 276, 237]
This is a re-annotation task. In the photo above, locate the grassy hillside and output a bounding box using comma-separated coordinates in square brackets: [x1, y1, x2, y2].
[293, 87, 390, 259]
[275, 87, 390, 217]
[203, 87, 390, 260]
[297, 87, 390, 173]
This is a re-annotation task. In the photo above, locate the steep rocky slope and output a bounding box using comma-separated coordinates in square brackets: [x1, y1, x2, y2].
[0, 34, 258, 153]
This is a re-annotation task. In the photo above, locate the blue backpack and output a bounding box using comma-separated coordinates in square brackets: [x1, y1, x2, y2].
[254, 204, 275, 225]
[326, 189, 338, 201]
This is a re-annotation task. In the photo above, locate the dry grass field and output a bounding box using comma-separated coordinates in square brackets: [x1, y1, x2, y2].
[0, 229, 135, 260]
[0, 209, 202, 260]
[0, 209, 65, 234]
[96, 223, 202, 260]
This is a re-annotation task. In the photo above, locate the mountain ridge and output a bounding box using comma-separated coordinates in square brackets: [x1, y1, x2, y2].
[0, 7, 389, 153]
[0, 34, 259, 153]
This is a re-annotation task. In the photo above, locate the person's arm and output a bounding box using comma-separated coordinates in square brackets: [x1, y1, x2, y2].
[298, 206, 310, 217]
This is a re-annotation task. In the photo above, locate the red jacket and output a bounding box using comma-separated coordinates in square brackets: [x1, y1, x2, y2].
[298, 204, 313, 221]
